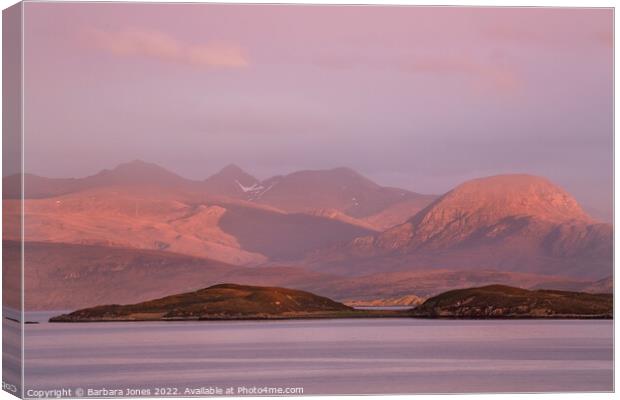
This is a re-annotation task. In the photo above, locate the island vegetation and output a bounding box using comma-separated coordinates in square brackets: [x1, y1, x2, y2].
[49, 283, 612, 322]
[410, 285, 612, 319]
[49, 284, 405, 322]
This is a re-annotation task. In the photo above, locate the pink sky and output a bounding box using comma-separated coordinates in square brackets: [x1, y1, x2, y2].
[21, 4, 613, 221]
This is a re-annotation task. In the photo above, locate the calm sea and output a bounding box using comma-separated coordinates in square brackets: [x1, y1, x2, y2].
[5, 311, 613, 396]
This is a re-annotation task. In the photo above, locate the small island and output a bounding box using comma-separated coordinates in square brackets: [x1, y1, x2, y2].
[49, 283, 405, 322]
[410, 285, 612, 319]
[49, 283, 612, 322]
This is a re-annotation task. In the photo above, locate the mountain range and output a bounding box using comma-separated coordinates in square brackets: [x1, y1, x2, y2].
[2, 160, 613, 309]
[306, 175, 612, 278]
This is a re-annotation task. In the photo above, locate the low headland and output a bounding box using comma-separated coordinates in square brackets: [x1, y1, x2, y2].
[49, 283, 612, 322]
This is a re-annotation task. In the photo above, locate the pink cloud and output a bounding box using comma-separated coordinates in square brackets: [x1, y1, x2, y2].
[85, 27, 248, 68]
[187, 41, 248, 68]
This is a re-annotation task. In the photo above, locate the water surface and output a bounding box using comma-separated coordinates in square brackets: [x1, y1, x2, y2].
[20, 314, 613, 396]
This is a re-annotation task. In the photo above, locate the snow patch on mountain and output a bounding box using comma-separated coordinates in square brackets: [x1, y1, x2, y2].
[235, 180, 264, 194]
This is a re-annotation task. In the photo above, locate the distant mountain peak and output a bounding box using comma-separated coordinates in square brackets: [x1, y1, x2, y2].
[413, 174, 591, 225]
[204, 164, 260, 195]
[219, 163, 246, 175]
[110, 159, 170, 173]
[93, 160, 185, 183]
[278, 166, 379, 189]
[311, 173, 611, 281]
[372, 173, 595, 253]
[208, 164, 257, 182]
[121, 159, 151, 166]
[328, 166, 360, 175]
[89, 160, 187, 187]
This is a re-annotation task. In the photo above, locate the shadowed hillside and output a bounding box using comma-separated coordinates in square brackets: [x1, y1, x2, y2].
[218, 203, 374, 259]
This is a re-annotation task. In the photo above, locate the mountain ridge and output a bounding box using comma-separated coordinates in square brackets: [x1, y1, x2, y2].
[306, 174, 612, 280]
[4, 162, 612, 300]
[6, 160, 437, 231]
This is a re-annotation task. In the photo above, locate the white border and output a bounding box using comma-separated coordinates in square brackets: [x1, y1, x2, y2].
[0, 1, 616, 400]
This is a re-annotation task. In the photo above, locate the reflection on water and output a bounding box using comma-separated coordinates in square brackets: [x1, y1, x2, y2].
[21, 313, 613, 395]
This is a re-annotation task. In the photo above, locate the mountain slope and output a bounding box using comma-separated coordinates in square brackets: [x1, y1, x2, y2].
[218, 203, 375, 259]
[308, 174, 612, 279]
[16, 241, 235, 310]
[203, 164, 262, 197]
[4, 189, 266, 265]
[306, 268, 595, 301]
[7, 161, 434, 230]
[361, 195, 439, 230]
[13, 241, 340, 310]
[376, 174, 591, 251]
[5, 183, 375, 264]
[201, 165, 436, 228]
[12, 241, 605, 310]
[255, 167, 432, 219]
[580, 276, 613, 294]
[4, 160, 198, 199]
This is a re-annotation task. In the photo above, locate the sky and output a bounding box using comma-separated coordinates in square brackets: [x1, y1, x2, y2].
[21, 3, 613, 221]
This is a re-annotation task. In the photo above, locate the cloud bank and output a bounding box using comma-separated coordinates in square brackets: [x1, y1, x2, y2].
[86, 27, 248, 68]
